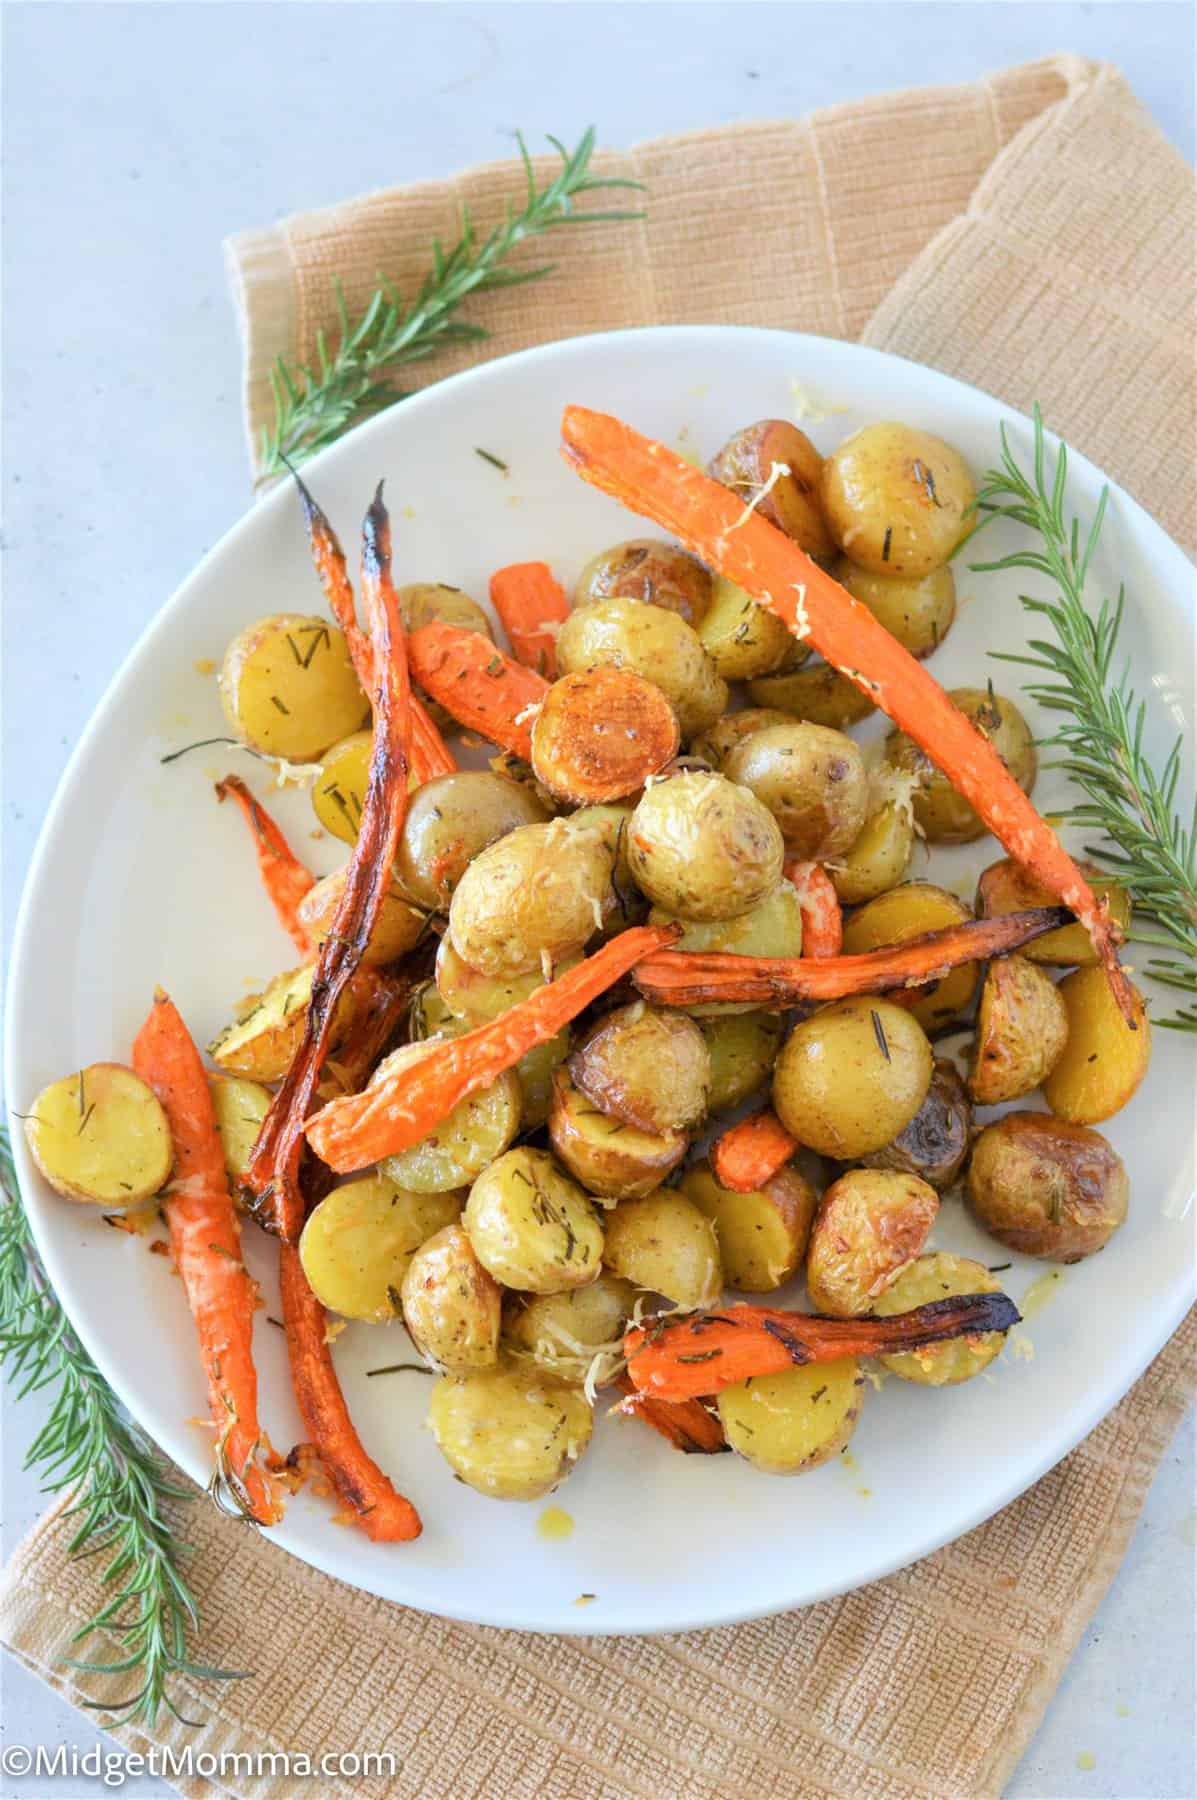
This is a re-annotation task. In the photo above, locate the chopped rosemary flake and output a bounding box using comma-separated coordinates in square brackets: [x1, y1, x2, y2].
[270, 695, 291, 715]
[300, 625, 330, 669]
[871, 1008, 891, 1061]
[474, 447, 509, 473]
[366, 1363, 434, 1379]
[77, 1103, 96, 1136]
[284, 634, 303, 665]
[882, 526, 892, 563]
[677, 1349, 723, 1364]
[987, 1263, 1012, 1273]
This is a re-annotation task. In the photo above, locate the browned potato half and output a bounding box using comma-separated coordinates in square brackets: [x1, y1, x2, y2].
[1043, 968, 1151, 1124]
[723, 722, 868, 860]
[841, 883, 978, 1033]
[718, 1357, 862, 1474]
[299, 1177, 462, 1322]
[556, 595, 728, 739]
[401, 1222, 502, 1373]
[395, 770, 547, 910]
[530, 667, 680, 804]
[602, 1188, 722, 1307]
[700, 1011, 784, 1111]
[379, 1042, 520, 1193]
[805, 1168, 938, 1316]
[690, 708, 795, 768]
[311, 728, 373, 845]
[24, 1064, 172, 1207]
[695, 576, 801, 681]
[297, 866, 427, 963]
[707, 419, 835, 562]
[208, 964, 364, 1082]
[968, 954, 1069, 1105]
[830, 801, 915, 906]
[628, 771, 783, 922]
[651, 882, 804, 1017]
[436, 935, 582, 1025]
[681, 1161, 816, 1292]
[967, 1111, 1128, 1261]
[448, 818, 613, 977]
[747, 661, 876, 730]
[570, 1002, 710, 1133]
[207, 1074, 272, 1195]
[773, 998, 933, 1159]
[885, 687, 1037, 843]
[575, 538, 713, 628]
[398, 582, 494, 733]
[873, 1253, 1007, 1384]
[860, 1059, 972, 1191]
[464, 1147, 604, 1294]
[832, 557, 956, 658]
[219, 614, 368, 761]
[975, 857, 1133, 967]
[549, 1069, 687, 1200]
[504, 1274, 638, 1378]
[821, 423, 975, 576]
[428, 1358, 592, 1500]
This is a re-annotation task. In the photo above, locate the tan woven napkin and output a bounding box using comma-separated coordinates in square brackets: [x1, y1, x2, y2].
[5, 54, 1194, 1800]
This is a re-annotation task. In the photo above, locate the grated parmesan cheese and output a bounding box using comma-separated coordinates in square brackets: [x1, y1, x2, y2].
[789, 377, 852, 424]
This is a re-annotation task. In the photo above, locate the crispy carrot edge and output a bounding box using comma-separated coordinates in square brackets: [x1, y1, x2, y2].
[216, 774, 316, 958]
[783, 860, 842, 959]
[560, 406, 1133, 1022]
[489, 560, 569, 678]
[710, 1110, 797, 1194]
[407, 622, 549, 758]
[132, 990, 281, 1525]
[612, 1373, 727, 1454]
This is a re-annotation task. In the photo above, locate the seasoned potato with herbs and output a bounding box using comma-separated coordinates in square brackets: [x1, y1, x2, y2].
[299, 1176, 462, 1322]
[841, 883, 978, 1034]
[448, 819, 613, 977]
[602, 1189, 722, 1308]
[436, 935, 581, 1025]
[700, 1011, 784, 1111]
[860, 1059, 972, 1191]
[821, 423, 975, 576]
[207, 1074, 271, 1194]
[395, 771, 547, 910]
[505, 1274, 638, 1377]
[567, 801, 647, 933]
[24, 1064, 172, 1207]
[398, 582, 494, 733]
[830, 801, 915, 906]
[832, 557, 956, 658]
[696, 577, 801, 681]
[297, 867, 427, 963]
[549, 1069, 687, 1200]
[575, 539, 713, 628]
[531, 667, 680, 804]
[681, 1162, 816, 1292]
[377, 1041, 520, 1193]
[311, 728, 373, 844]
[805, 1168, 938, 1316]
[628, 771, 783, 922]
[747, 661, 876, 730]
[514, 1031, 572, 1131]
[464, 1147, 604, 1294]
[718, 1357, 862, 1474]
[975, 857, 1133, 967]
[208, 964, 361, 1083]
[428, 1358, 593, 1500]
[885, 688, 1037, 843]
[1043, 968, 1151, 1124]
[773, 998, 933, 1158]
[569, 1002, 710, 1134]
[967, 1112, 1128, 1261]
[400, 1222, 502, 1373]
[968, 954, 1069, 1105]
[708, 419, 835, 562]
[652, 882, 804, 1017]
[723, 722, 868, 861]
[690, 708, 795, 769]
[873, 1253, 1007, 1384]
[219, 615, 367, 761]
[556, 596, 728, 738]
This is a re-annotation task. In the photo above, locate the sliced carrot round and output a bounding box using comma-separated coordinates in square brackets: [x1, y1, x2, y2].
[530, 668, 679, 804]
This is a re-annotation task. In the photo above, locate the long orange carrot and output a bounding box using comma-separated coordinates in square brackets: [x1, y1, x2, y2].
[633, 906, 1070, 1008]
[560, 406, 1132, 1021]
[489, 561, 569, 678]
[306, 922, 681, 1171]
[612, 1373, 727, 1453]
[216, 775, 316, 957]
[711, 1110, 797, 1193]
[407, 623, 549, 758]
[784, 859, 842, 958]
[132, 990, 281, 1525]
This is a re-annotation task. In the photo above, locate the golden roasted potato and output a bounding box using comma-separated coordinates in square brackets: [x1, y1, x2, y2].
[707, 419, 835, 562]
[556, 595, 728, 738]
[718, 1357, 862, 1474]
[549, 1069, 687, 1200]
[377, 1041, 520, 1193]
[514, 1031, 572, 1131]
[311, 728, 373, 844]
[695, 577, 801, 681]
[975, 857, 1133, 967]
[884, 687, 1037, 843]
[602, 1188, 722, 1307]
[531, 667, 680, 804]
[428, 1358, 593, 1500]
[968, 954, 1069, 1105]
[747, 661, 876, 729]
[400, 1222, 502, 1372]
[299, 1176, 462, 1322]
[860, 1059, 972, 1191]
[722, 722, 868, 860]
[681, 1161, 816, 1292]
[831, 557, 956, 658]
[296, 866, 427, 964]
[464, 1147, 604, 1294]
[651, 882, 804, 1017]
[505, 1274, 638, 1378]
[841, 882, 978, 1033]
[804, 1168, 938, 1316]
[447, 818, 613, 977]
[967, 1111, 1128, 1261]
[627, 771, 783, 922]
[568, 801, 648, 934]
[1043, 968, 1151, 1124]
[208, 964, 360, 1083]
[700, 1011, 784, 1111]
[821, 423, 975, 576]
[206, 1074, 271, 1195]
[569, 1002, 710, 1134]
[24, 1064, 172, 1207]
[398, 582, 494, 733]
[829, 801, 915, 906]
[773, 997, 933, 1158]
[395, 771, 547, 910]
[873, 1253, 1007, 1384]
[435, 935, 581, 1025]
[409, 979, 460, 1040]
[575, 538, 713, 628]
[689, 708, 795, 769]
[219, 614, 368, 761]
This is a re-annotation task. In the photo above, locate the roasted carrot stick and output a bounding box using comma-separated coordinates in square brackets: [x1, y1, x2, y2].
[784, 859, 842, 958]
[132, 990, 281, 1526]
[409, 696, 458, 781]
[407, 622, 549, 758]
[489, 560, 570, 678]
[216, 775, 316, 958]
[306, 922, 681, 1172]
[625, 1295, 1020, 1402]
[633, 905, 1070, 1009]
[613, 1373, 727, 1453]
[711, 1110, 798, 1193]
[560, 406, 1132, 1021]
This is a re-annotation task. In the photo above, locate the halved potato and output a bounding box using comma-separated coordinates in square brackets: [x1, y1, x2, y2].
[530, 667, 679, 804]
[296, 867, 427, 964]
[804, 1167, 938, 1317]
[208, 964, 360, 1083]
[860, 1058, 972, 1191]
[975, 857, 1132, 967]
[401, 1222, 502, 1373]
[873, 1253, 1007, 1385]
[602, 1188, 722, 1308]
[717, 1357, 862, 1474]
[299, 1176, 462, 1322]
[24, 1064, 172, 1206]
[311, 728, 373, 845]
[504, 1274, 638, 1378]
[548, 1069, 686, 1200]
[464, 1147, 604, 1294]
[1043, 968, 1151, 1124]
[428, 1358, 593, 1499]
[968, 954, 1069, 1105]
[206, 1073, 271, 1195]
[829, 801, 915, 906]
[695, 576, 800, 681]
[219, 614, 368, 761]
[680, 1161, 816, 1292]
[569, 1002, 710, 1134]
[574, 539, 713, 629]
[436, 935, 581, 1025]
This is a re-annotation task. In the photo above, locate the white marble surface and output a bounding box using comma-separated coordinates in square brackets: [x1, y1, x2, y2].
[3, 4, 1194, 1794]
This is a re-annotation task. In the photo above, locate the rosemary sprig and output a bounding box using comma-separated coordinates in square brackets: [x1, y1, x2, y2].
[0, 1127, 242, 1724]
[972, 406, 1197, 1031]
[259, 127, 644, 477]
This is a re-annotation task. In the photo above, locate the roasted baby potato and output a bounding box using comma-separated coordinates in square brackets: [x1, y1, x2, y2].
[296, 867, 427, 963]
[398, 582, 494, 733]
[695, 576, 801, 681]
[967, 1111, 1128, 1261]
[627, 771, 784, 922]
[975, 857, 1133, 967]
[400, 1222, 502, 1373]
[708, 419, 835, 562]
[299, 1176, 462, 1322]
[377, 1041, 520, 1193]
[1043, 968, 1151, 1124]
[208, 964, 361, 1083]
[568, 801, 648, 934]
[885, 688, 1037, 843]
[700, 1011, 784, 1111]
[681, 1161, 817, 1292]
[747, 661, 876, 730]
[448, 818, 613, 977]
[569, 1002, 711, 1134]
[395, 771, 547, 910]
[549, 1069, 687, 1200]
[24, 1064, 172, 1207]
[690, 708, 795, 769]
[575, 538, 713, 628]
[717, 1357, 862, 1474]
[821, 423, 975, 576]
[773, 997, 933, 1158]
[311, 728, 373, 845]
[829, 801, 915, 906]
[464, 1147, 605, 1294]
[505, 1274, 638, 1378]
[556, 595, 728, 739]
[831, 557, 956, 658]
[602, 1188, 723, 1308]
[841, 882, 978, 1033]
[860, 1058, 972, 1191]
[873, 1253, 1007, 1384]
[531, 667, 680, 804]
[427, 1358, 593, 1500]
[436, 935, 581, 1025]
[219, 614, 367, 761]
[206, 1073, 271, 1194]
[723, 722, 868, 860]
[968, 954, 1069, 1105]
[514, 1031, 572, 1131]
[651, 882, 804, 1017]
[804, 1168, 938, 1316]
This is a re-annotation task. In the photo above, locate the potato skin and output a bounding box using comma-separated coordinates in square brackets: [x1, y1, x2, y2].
[831, 557, 956, 658]
[681, 1162, 816, 1292]
[504, 1274, 638, 1377]
[885, 688, 1037, 844]
[556, 595, 728, 738]
[968, 954, 1069, 1105]
[1043, 968, 1151, 1124]
[821, 423, 975, 576]
[747, 662, 876, 730]
[299, 1177, 462, 1322]
[377, 1041, 520, 1194]
[628, 771, 783, 922]
[829, 801, 915, 906]
[395, 771, 547, 910]
[723, 722, 868, 861]
[718, 1357, 862, 1474]
[24, 1064, 172, 1207]
[696, 577, 800, 681]
[400, 1222, 502, 1373]
[448, 819, 613, 977]
[652, 883, 804, 1017]
[531, 667, 680, 804]
[700, 1011, 784, 1112]
[773, 998, 933, 1159]
[966, 1111, 1128, 1261]
[549, 1069, 687, 1200]
[464, 1147, 604, 1295]
[219, 614, 368, 761]
[860, 1059, 972, 1191]
[570, 1002, 710, 1133]
[427, 1358, 593, 1500]
[575, 538, 713, 628]
[708, 420, 835, 562]
[297, 867, 427, 963]
[311, 729, 373, 845]
[804, 1168, 938, 1317]
[602, 1188, 723, 1308]
[975, 857, 1132, 968]
[690, 708, 795, 769]
[841, 882, 977, 1033]
[873, 1253, 1007, 1385]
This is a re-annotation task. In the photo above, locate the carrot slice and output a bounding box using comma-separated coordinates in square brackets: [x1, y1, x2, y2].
[216, 775, 316, 957]
[489, 560, 569, 678]
[560, 406, 1132, 1021]
[407, 622, 549, 758]
[625, 1295, 1020, 1402]
[633, 905, 1070, 1009]
[132, 990, 281, 1525]
[710, 1109, 797, 1193]
[784, 859, 842, 958]
[612, 1373, 727, 1453]
[530, 667, 680, 804]
[305, 922, 681, 1172]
